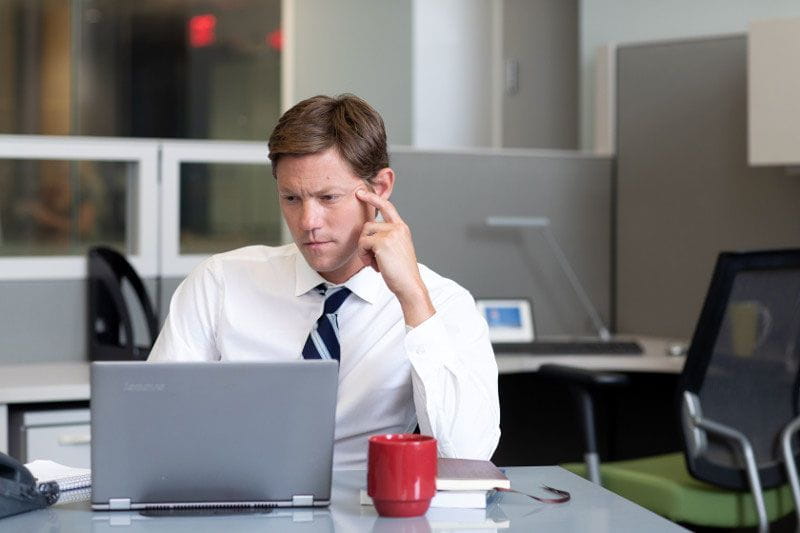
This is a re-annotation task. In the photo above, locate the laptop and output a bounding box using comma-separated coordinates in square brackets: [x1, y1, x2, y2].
[90, 360, 338, 511]
[91, 508, 335, 531]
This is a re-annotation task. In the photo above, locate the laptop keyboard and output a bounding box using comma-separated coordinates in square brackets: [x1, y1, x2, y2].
[493, 340, 644, 355]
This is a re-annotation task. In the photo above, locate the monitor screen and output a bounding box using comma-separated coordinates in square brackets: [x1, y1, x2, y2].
[476, 299, 534, 343]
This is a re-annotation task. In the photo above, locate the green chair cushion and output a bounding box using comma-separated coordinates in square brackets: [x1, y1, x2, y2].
[563, 452, 795, 528]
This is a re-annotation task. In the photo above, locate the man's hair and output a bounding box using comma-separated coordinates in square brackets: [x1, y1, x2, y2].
[268, 94, 389, 183]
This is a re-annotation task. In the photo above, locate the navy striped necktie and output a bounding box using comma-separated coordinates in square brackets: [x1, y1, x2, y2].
[302, 284, 352, 360]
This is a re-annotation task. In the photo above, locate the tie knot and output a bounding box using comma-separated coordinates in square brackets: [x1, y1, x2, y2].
[318, 285, 351, 315]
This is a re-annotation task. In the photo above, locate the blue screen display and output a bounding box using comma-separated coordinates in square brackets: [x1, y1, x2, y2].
[485, 306, 522, 328]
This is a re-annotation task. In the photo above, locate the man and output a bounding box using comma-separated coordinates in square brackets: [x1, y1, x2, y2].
[149, 94, 500, 469]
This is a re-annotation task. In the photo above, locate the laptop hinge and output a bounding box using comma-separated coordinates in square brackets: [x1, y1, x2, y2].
[292, 494, 314, 506]
[109, 498, 131, 511]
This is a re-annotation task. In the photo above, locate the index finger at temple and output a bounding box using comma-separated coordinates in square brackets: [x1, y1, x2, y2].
[371, 194, 402, 223]
[357, 189, 402, 223]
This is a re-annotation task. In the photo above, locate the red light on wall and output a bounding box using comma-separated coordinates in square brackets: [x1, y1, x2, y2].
[189, 14, 216, 48]
[266, 29, 283, 51]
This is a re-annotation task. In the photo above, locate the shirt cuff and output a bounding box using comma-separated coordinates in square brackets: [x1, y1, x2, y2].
[404, 312, 461, 373]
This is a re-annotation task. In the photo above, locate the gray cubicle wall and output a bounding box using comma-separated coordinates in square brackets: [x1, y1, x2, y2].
[1, 149, 612, 363]
[615, 35, 800, 339]
[0, 278, 158, 364]
[389, 149, 612, 338]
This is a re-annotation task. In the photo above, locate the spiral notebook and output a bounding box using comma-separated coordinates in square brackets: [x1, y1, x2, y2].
[25, 459, 92, 504]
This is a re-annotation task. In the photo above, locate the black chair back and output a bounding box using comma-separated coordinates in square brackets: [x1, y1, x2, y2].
[679, 249, 800, 490]
[87, 246, 158, 360]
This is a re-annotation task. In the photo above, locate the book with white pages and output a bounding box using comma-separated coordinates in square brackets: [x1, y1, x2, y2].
[360, 458, 509, 509]
[436, 458, 510, 491]
[360, 488, 490, 509]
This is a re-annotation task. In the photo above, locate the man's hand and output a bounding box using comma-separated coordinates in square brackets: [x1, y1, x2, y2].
[356, 189, 435, 327]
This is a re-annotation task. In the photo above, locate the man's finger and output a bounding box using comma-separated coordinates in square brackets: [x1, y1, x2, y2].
[362, 221, 386, 236]
[358, 232, 376, 253]
[357, 234, 380, 272]
[356, 189, 402, 223]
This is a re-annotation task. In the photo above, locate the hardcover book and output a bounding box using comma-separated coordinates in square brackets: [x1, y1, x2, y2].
[436, 458, 510, 491]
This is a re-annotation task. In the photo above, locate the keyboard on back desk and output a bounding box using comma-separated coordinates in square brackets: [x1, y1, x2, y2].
[493, 340, 644, 355]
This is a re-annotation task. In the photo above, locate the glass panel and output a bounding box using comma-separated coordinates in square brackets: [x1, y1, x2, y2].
[0, 0, 281, 140]
[0, 159, 134, 255]
[179, 162, 281, 254]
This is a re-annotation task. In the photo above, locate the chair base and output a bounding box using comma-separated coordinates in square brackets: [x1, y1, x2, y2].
[563, 452, 795, 528]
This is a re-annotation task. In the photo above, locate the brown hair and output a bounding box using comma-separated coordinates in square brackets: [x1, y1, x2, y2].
[268, 94, 389, 183]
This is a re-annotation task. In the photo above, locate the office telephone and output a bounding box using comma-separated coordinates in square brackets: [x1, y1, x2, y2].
[0, 452, 53, 519]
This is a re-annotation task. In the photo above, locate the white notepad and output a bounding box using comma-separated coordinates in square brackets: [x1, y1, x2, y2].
[25, 459, 92, 504]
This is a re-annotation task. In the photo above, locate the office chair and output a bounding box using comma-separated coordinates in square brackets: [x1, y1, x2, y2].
[540, 249, 800, 531]
[87, 246, 158, 361]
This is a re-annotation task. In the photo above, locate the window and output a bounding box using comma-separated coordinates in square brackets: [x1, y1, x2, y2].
[180, 162, 282, 255]
[159, 140, 283, 277]
[0, 159, 132, 256]
[0, 136, 158, 279]
[0, 0, 282, 140]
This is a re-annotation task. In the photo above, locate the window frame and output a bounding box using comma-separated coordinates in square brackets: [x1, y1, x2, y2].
[159, 140, 285, 278]
[0, 135, 159, 280]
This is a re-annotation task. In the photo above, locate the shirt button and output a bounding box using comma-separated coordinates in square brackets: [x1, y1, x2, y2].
[415, 347, 426, 355]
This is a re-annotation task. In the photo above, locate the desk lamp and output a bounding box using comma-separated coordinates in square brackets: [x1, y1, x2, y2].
[485, 216, 611, 341]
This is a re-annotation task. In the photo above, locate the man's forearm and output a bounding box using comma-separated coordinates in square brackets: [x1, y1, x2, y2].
[397, 282, 436, 328]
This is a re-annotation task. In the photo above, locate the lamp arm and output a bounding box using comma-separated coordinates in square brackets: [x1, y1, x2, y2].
[541, 227, 611, 341]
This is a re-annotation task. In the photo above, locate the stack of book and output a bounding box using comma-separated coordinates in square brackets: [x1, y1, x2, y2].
[361, 458, 511, 528]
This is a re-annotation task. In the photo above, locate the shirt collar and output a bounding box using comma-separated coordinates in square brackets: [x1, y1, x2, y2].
[342, 265, 382, 305]
[293, 248, 382, 304]
[294, 247, 327, 297]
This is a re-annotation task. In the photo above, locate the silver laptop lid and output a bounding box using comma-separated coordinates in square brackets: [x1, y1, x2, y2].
[90, 360, 338, 510]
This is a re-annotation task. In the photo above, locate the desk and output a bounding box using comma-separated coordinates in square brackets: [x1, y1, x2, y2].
[4, 467, 687, 532]
[0, 339, 685, 455]
[496, 336, 686, 374]
[0, 362, 90, 454]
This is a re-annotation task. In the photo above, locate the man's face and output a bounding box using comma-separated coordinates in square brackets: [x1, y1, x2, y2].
[275, 148, 374, 284]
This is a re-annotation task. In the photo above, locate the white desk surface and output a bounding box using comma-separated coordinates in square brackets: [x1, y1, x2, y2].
[0, 362, 90, 404]
[3, 466, 688, 532]
[0, 362, 91, 454]
[0, 336, 685, 406]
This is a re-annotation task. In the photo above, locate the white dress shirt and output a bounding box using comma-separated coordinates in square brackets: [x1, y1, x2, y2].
[148, 244, 500, 469]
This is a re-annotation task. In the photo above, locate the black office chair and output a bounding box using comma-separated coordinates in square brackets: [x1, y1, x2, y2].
[541, 249, 800, 531]
[87, 246, 158, 361]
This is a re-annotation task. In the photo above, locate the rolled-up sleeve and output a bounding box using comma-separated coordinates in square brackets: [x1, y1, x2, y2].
[404, 287, 501, 459]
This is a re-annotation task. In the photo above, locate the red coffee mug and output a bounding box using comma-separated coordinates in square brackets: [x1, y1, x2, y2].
[367, 434, 438, 517]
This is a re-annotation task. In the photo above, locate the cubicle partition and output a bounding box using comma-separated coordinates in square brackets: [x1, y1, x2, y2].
[390, 148, 613, 338]
[0, 136, 612, 363]
[614, 35, 800, 339]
